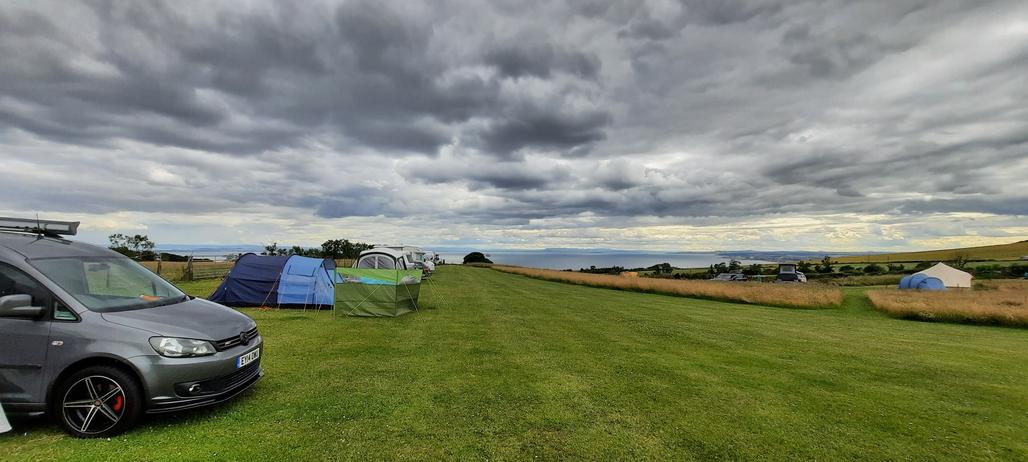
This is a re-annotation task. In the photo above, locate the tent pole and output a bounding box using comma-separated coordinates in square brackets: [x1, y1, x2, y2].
[403, 279, 419, 312]
[258, 277, 280, 310]
[302, 278, 313, 313]
[424, 276, 449, 311]
[313, 278, 322, 318]
[399, 267, 418, 313]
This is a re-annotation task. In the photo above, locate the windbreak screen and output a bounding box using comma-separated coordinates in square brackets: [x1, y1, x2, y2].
[334, 268, 421, 317]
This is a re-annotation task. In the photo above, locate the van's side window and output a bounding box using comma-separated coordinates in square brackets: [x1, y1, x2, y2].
[0, 262, 51, 309]
[53, 301, 78, 321]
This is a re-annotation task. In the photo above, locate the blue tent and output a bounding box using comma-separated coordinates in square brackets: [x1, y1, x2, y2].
[916, 277, 946, 291]
[209, 253, 336, 307]
[897, 274, 947, 291]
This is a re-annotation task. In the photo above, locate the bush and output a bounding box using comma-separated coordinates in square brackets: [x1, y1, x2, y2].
[820, 274, 903, 286]
[463, 252, 493, 264]
[673, 271, 711, 280]
[971, 263, 1028, 279]
[863, 263, 885, 274]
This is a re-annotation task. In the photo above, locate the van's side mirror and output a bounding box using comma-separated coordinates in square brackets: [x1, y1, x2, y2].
[0, 294, 44, 318]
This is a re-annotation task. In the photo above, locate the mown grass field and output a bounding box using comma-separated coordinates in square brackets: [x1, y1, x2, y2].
[2, 266, 1027, 461]
[831, 240, 1028, 264]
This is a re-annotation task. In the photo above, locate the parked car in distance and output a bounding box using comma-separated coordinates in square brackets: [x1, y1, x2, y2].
[0, 217, 263, 438]
[712, 273, 748, 281]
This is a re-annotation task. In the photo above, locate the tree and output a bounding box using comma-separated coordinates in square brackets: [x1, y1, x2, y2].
[648, 263, 673, 275]
[950, 253, 969, 269]
[321, 238, 373, 259]
[818, 256, 834, 274]
[797, 261, 813, 273]
[913, 261, 932, 271]
[108, 234, 156, 260]
[728, 259, 742, 272]
[321, 239, 344, 259]
[463, 252, 493, 264]
[289, 245, 321, 257]
[742, 264, 764, 276]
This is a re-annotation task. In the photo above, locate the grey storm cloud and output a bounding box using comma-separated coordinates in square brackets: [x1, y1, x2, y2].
[484, 44, 602, 80]
[0, 0, 1026, 245]
[0, 0, 610, 156]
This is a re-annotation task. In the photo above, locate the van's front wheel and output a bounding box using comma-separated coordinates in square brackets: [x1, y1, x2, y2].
[53, 365, 143, 438]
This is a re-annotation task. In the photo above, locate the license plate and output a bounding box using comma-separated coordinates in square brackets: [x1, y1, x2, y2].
[236, 348, 260, 368]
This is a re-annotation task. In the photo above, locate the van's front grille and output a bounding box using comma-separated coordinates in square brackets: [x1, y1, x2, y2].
[213, 327, 259, 351]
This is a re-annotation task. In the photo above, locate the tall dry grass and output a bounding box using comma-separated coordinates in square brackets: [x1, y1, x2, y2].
[868, 280, 1028, 327]
[490, 265, 843, 309]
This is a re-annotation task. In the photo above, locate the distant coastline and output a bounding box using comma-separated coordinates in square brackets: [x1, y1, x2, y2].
[153, 245, 877, 268]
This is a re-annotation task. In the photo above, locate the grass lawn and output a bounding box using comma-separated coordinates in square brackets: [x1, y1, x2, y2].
[2, 266, 1026, 460]
[831, 240, 1028, 264]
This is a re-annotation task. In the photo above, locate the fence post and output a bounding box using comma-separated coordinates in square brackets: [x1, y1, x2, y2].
[185, 256, 194, 281]
[156, 253, 162, 276]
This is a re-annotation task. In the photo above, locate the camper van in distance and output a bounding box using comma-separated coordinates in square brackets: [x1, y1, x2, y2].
[375, 245, 433, 276]
[776, 263, 807, 283]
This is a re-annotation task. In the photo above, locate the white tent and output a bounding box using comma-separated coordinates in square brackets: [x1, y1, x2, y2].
[914, 263, 972, 288]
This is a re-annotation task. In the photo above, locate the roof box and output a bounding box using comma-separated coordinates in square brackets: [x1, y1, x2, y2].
[0, 216, 80, 236]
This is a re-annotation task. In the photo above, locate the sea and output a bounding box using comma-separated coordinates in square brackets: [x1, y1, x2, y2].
[433, 251, 773, 270]
[155, 245, 264, 261]
[155, 245, 776, 269]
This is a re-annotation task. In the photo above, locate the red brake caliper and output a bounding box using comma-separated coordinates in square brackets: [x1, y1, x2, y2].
[112, 395, 124, 412]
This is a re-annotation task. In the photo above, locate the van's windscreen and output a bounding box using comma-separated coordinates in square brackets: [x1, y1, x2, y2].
[30, 256, 186, 312]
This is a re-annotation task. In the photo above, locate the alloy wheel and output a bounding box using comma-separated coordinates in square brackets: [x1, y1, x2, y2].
[61, 375, 126, 435]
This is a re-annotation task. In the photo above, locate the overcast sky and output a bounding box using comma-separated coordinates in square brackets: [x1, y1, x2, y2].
[2, 0, 1027, 251]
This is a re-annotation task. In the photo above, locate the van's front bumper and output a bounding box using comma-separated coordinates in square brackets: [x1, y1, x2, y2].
[127, 338, 264, 414]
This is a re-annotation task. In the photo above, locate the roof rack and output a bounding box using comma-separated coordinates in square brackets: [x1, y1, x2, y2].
[0, 216, 80, 237]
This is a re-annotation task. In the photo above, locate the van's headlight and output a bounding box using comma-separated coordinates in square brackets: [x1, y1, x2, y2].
[149, 337, 217, 357]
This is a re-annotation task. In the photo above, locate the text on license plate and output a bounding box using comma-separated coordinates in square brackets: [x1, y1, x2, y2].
[236, 349, 260, 368]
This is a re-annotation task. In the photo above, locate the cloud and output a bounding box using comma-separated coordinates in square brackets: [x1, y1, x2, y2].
[0, 0, 610, 156]
[0, 0, 1026, 251]
[484, 44, 602, 79]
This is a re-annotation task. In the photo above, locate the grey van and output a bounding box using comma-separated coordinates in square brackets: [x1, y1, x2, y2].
[0, 220, 263, 438]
